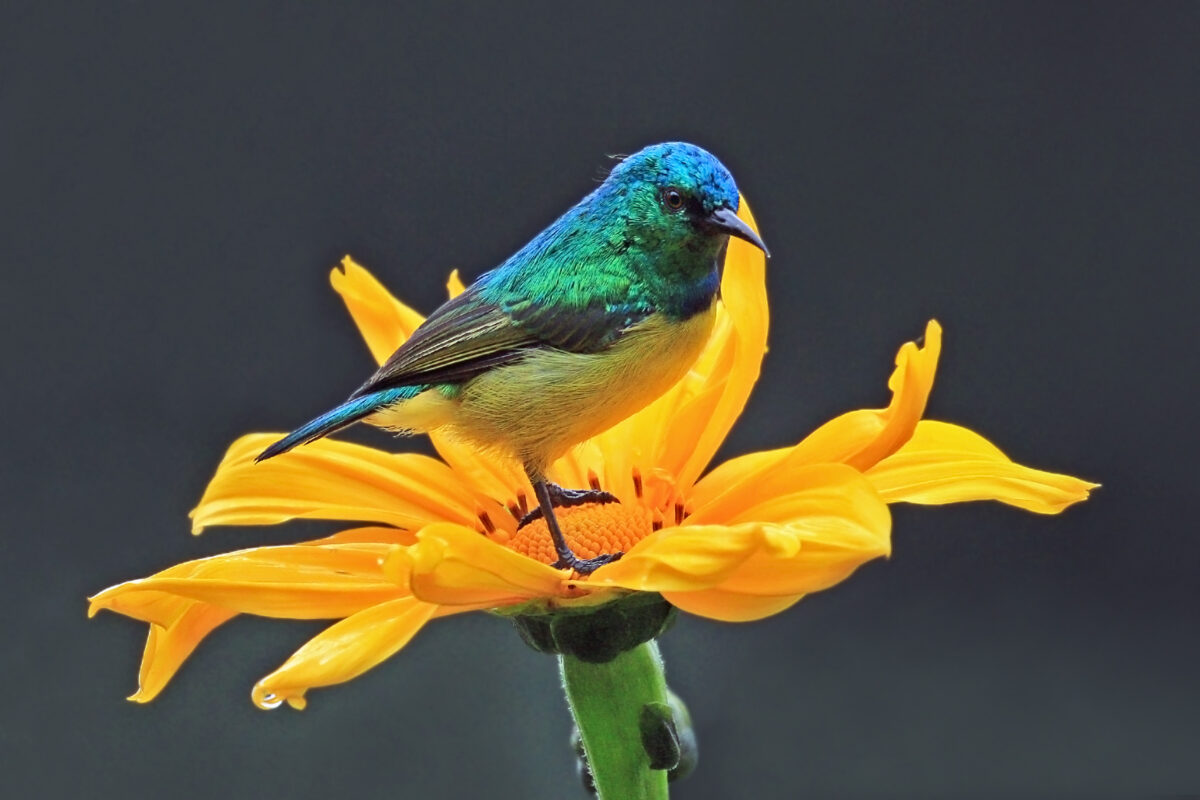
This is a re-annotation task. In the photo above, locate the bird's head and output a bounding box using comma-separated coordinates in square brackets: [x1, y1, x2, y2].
[603, 142, 769, 261]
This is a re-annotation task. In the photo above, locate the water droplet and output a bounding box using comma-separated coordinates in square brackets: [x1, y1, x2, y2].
[258, 692, 282, 710]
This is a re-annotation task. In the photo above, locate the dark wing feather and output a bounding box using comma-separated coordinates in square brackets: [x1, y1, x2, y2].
[353, 283, 654, 397]
[352, 285, 536, 396]
[502, 297, 654, 353]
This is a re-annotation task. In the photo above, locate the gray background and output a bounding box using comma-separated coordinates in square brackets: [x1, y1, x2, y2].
[3, 2, 1197, 797]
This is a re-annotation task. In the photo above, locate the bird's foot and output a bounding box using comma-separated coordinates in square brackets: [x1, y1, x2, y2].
[518, 483, 618, 528]
[551, 550, 624, 575]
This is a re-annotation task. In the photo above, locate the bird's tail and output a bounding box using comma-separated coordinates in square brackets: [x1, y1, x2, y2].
[255, 387, 416, 462]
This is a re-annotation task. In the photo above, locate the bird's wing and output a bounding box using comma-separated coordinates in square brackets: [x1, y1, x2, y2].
[352, 283, 653, 397]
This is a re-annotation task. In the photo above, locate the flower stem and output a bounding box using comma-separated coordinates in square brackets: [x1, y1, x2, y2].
[560, 641, 670, 799]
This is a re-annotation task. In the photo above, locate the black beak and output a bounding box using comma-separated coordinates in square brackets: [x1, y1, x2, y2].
[703, 205, 770, 258]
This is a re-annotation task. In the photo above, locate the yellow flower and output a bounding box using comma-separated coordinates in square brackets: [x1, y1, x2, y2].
[90, 202, 1096, 710]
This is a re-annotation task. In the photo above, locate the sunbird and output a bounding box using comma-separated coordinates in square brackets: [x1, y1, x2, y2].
[257, 142, 768, 573]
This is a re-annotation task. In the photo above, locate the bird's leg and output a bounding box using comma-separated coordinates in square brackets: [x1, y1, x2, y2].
[519, 482, 618, 526]
[528, 478, 623, 575]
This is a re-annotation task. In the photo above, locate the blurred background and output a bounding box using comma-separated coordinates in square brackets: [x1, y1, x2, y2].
[3, 2, 1197, 797]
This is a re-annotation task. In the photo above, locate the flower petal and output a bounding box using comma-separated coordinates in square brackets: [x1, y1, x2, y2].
[552, 199, 768, 504]
[689, 321, 941, 510]
[446, 269, 466, 297]
[664, 200, 770, 491]
[588, 522, 768, 592]
[395, 523, 570, 606]
[865, 420, 1099, 513]
[802, 319, 941, 472]
[596, 463, 890, 598]
[687, 462, 888, 528]
[191, 433, 498, 534]
[330, 257, 426, 365]
[251, 596, 438, 710]
[90, 544, 403, 620]
[129, 602, 237, 703]
[425, 436, 530, 509]
[100, 527, 415, 703]
[660, 589, 803, 622]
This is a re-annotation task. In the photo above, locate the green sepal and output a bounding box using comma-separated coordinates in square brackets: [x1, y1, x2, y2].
[507, 591, 676, 663]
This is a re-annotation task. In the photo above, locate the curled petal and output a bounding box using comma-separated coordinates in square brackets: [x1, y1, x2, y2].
[797, 320, 941, 472]
[331, 257, 426, 364]
[252, 597, 438, 710]
[690, 321, 941, 510]
[130, 602, 237, 703]
[395, 523, 571, 606]
[191, 434, 496, 534]
[866, 420, 1099, 513]
[90, 544, 403, 620]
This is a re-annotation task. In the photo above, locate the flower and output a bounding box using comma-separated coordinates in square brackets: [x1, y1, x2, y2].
[90, 201, 1096, 710]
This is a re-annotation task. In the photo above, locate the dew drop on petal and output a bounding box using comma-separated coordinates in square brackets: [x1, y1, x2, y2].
[253, 686, 284, 710]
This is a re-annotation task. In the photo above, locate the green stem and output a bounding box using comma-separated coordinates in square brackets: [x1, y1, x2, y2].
[560, 641, 670, 800]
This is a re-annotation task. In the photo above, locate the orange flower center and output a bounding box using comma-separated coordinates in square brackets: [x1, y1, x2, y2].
[502, 502, 655, 565]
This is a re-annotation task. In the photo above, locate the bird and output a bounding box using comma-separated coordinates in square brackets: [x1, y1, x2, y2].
[256, 142, 768, 574]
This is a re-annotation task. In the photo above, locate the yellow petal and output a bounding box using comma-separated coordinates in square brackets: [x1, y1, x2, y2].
[191, 433, 498, 534]
[687, 462, 887, 528]
[689, 321, 941, 511]
[129, 602, 237, 703]
[558, 199, 768, 504]
[667, 200, 770, 490]
[595, 463, 890, 597]
[425, 435, 530, 508]
[396, 523, 568, 606]
[866, 420, 1099, 513]
[330, 257, 426, 365]
[103, 527, 411, 702]
[251, 596, 438, 710]
[588, 522, 767, 592]
[661, 588, 803, 622]
[685, 447, 790, 510]
[446, 269, 466, 297]
[801, 320, 942, 471]
[89, 544, 403, 620]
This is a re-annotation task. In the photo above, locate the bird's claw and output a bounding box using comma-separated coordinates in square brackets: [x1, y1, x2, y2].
[518, 484, 619, 528]
[552, 550, 624, 575]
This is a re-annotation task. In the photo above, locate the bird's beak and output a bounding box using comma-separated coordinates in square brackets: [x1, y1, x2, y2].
[703, 206, 770, 258]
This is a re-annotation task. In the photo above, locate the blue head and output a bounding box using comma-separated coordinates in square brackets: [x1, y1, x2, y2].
[487, 142, 766, 314]
[596, 142, 768, 264]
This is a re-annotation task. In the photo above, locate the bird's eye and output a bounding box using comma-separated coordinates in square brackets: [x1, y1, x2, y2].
[661, 187, 686, 212]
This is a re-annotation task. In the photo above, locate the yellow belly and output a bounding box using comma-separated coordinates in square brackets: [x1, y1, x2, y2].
[458, 306, 717, 471]
[369, 305, 717, 474]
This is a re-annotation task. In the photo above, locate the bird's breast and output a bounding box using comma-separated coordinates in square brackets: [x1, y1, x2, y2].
[452, 302, 719, 469]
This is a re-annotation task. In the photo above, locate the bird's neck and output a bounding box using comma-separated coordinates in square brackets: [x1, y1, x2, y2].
[486, 193, 725, 319]
[625, 236, 724, 321]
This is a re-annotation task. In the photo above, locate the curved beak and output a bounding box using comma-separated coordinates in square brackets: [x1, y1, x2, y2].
[703, 206, 770, 258]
